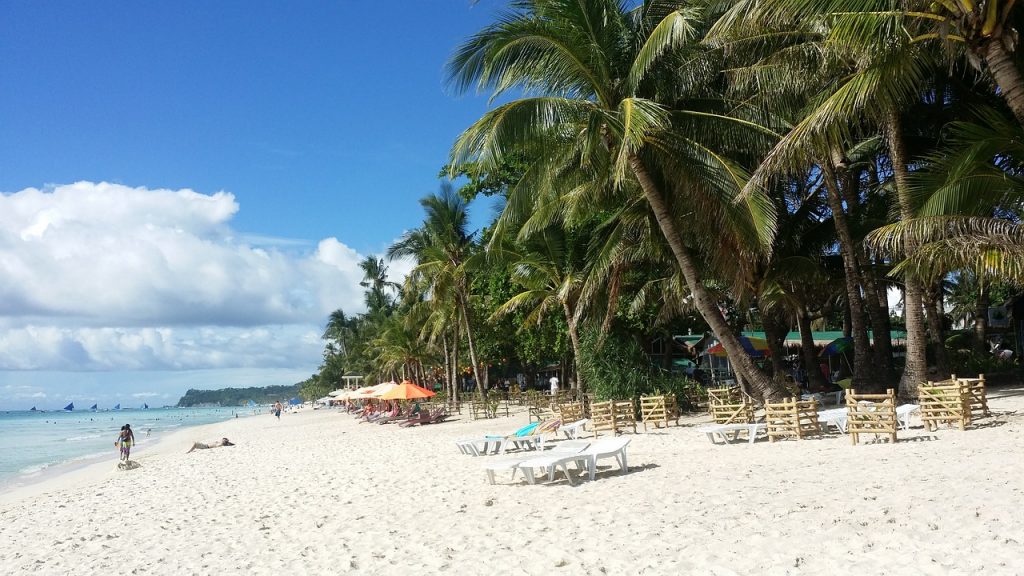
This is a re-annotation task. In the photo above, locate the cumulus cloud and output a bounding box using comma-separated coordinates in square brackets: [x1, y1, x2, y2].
[0, 182, 391, 373]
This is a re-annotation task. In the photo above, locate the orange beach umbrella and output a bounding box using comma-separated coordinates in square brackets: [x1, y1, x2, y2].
[378, 381, 436, 401]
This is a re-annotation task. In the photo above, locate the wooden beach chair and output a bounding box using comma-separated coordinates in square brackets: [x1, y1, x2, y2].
[919, 380, 971, 431]
[589, 399, 638, 437]
[556, 402, 588, 438]
[665, 393, 681, 424]
[764, 397, 820, 442]
[708, 386, 743, 406]
[640, 395, 669, 431]
[558, 401, 585, 423]
[952, 374, 991, 418]
[846, 389, 898, 445]
[708, 386, 754, 425]
[612, 400, 637, 434]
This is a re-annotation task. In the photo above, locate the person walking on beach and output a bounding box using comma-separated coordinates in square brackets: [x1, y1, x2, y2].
[115, 424, 135, 461]
[273, 401, 283, 420]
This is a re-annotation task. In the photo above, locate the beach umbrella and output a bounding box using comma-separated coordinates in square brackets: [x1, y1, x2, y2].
[706, 336, 769, 358]
[378, 381, 436, 400]
[819, 336, 854, 357]
[288, 397, 302, 405]
[369, 382, 398, 397]
[354, 385, 377, 395]
[328, 389, 349, 397]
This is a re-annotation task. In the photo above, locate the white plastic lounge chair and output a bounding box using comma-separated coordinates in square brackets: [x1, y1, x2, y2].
[576, 437, 631, 482]
[560, 419, 589, 439]
[802, 390, 844, 406]
[517, 437, 632, 485]
[497, 419, 561, 454]
[818, 403, 919, 434]
[456, 438, 503, 456]
[457, 422, 544, 456]
[515, 440, 594, 486]
[482, 441, 589, 485]
[896, 404, 920, 430]
[817, 408, 848, 434]
[697, 422, 767, 444]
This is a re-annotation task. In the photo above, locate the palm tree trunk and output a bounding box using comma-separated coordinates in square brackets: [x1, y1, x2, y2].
[629, 153, 785, 402]
[860, 258, 895, 385]
[562, 300, 584, 391]
[887, 110, 929, 398]
[821, 161, 874, 388]
[761, 304, 788, 381]
[984, 37, 1024, 128]
[450, 326, 460, 404]
[973, 286, 990, 355]
[925, 281, 950, 378]
[458, 292, 485, 397]
[797, 307, 828, 391]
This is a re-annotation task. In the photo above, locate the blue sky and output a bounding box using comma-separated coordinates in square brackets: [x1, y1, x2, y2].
[0, 1, 506, 408]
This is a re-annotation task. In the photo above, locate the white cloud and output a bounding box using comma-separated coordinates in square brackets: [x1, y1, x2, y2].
[0, 182, 394, 374]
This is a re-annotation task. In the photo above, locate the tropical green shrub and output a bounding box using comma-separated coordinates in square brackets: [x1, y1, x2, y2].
[949, 350, 1017, 377]
[579, 328, 700, 408]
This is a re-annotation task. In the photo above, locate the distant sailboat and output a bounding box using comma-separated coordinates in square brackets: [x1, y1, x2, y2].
[143, 403, 149, 409]
[63, 402, 74, 412]
[30, 406, 37, 412]
[113, 404, 121, 410]
[90, 404, 98, 411]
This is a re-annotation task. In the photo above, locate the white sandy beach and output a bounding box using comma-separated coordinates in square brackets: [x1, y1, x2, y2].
[2, 389, 1024, 575]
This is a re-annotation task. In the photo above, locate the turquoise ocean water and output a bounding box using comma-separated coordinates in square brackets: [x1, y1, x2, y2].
[0, 407, 246, 489]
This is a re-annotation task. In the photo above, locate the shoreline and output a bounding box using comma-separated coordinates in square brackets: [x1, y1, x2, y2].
[0, 408, 267, 505]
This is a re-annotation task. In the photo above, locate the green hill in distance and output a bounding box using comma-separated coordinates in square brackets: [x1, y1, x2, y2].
[176, 384, 301, 407]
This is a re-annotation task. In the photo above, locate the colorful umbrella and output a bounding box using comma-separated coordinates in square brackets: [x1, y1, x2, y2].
[707, 336, 769, 358]
[819, 337, 854, 357]
[378, 380, 436, 400]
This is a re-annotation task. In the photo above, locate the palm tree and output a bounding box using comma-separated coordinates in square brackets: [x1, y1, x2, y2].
[492, 225, 589, 390]
[322, 309, 356, 358]
[388, 185, 486, 396]
[359, 256, 399, 316]
[448, 0, 788, 400]
[869, 107, 1024, 278]
[710, 0, 940, 395]
[737, 0, 1024, 125]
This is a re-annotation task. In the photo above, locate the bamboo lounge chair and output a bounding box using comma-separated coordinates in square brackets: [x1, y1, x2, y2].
[951, 373, 991, 418]
[846, 389, 898, 445]
[919, 380, 971, 431]
[764, 397, 821, 442]
[590, 400, 637, 437]
[640, 395, 679, 430]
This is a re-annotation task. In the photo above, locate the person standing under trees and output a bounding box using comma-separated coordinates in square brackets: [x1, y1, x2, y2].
[549, 375, 559, 396]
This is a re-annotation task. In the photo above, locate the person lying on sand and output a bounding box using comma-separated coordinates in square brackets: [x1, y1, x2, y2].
[186, 438, 235, 453]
